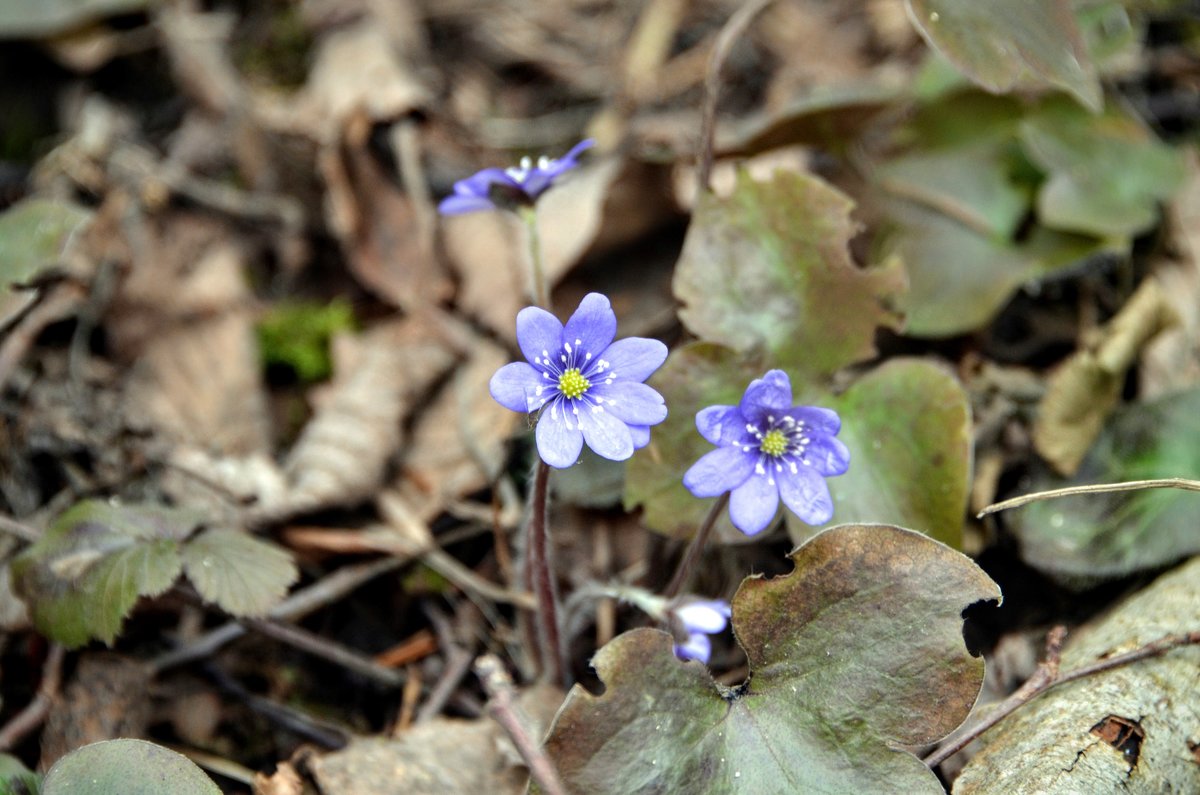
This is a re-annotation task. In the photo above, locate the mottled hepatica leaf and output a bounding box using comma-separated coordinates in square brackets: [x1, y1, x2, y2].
[12, 500, 296, 647]
[41, 739, 219, 795]
[544, 525, 1000, 794]
[673, 170, 904, 378]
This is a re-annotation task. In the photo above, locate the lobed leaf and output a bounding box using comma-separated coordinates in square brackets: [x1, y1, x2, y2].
[673, 170, 905, 377]
[181, 528, 298, 616]
[544, 525, 1000, 794]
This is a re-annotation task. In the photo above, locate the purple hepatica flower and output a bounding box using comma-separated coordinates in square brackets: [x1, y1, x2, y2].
[669, 599, 731, 663]
[489, 293, 668, 469]
[683, 370, 850, 536]
[438, 139, 595, 215]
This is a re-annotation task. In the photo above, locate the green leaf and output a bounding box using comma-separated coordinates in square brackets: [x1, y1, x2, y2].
[905, 0, 1101, 111]
[1020, 99, 1185, 238]
[880, 199, 1120, 338]
[624, 343, 764, 544]
[673, 171, 905, 377]
[1009, 388, 1200, 580]
[0, 198, 92, 323]
[11, 500, 195, 647]
[256, 298, 357, 382]
[41, 740, 219, 795]
[625, 347, 972, 548]
[181, 528, 298, 616]
[792, 359, 971, 549]
[0, 753, 40, 795]
[544, 525, 1000, 794]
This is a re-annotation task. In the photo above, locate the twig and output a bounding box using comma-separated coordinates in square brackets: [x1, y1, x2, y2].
[415, 604, 476, 724]
[663, 492, 729, 599]
[0, 644, 65, 751]
[924, 627, 1200, 768]
[475, 654, 567, 795]
[151, 556, 403, 672]
[240, 618, 406, 688]
[202, 662, 348, 749]
[696, 0, 776, 194]
[978, 478, 1200, 518]
[0, 513, 41, 544]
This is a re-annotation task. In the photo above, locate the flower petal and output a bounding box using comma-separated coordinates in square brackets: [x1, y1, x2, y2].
[437, 194, 496, 215]
[695, 405, 742, 445]
[786, 405, 842, 435]
[629, 424, 651, 449]
[456, 167, 519, 198]
[535, 408, 584, 468]
[590, 381, 666, 426]
[489, 362, 548, 412]
[577, 404, 634, 461]
[516, 306, 564, 367]
[738, 369, 793, 425]
[597, 337, 667, 383]
[805, 434, 850, 477]
[778, 464, 834, 525]
[674, 600, 730, 633]
[674, 632, 712, 663]
[562, 293, 617, 358]
[682, 446, 756, 498]
[728, 473, 780, 535]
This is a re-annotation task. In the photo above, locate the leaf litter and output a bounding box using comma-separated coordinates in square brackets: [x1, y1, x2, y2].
[0, 0, 1198, 793]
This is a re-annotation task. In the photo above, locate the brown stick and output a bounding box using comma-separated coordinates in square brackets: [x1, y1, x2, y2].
[696, 0, 777, 194]
[0, 644, 65, 751]
[924, 627, 1200, 768]
[475, 654, 567, 795]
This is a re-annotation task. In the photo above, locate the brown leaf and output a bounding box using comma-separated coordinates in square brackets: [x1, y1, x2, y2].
[277, 316, 461, 517]
[394, 333, 518, 522]
[39, 653, 153, 769]
[1034, 278, 1178, 475]
[445, 156, 677, 341]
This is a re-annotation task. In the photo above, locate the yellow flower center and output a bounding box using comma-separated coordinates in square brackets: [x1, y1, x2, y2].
[760, 429, 788, 457]
[558, 368, 591, 399]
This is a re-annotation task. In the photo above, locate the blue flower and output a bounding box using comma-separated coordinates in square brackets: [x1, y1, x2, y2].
[669, 599, 731, 663]
[490, 293, 668, 468]
[682, 370, 850, 536]
[438, 140, 595, 215]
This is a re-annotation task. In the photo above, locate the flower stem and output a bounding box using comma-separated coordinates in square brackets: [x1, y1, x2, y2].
[663, 492, 730, 599]
[528, 458, 565, 686]
[520, 206, 550, 309]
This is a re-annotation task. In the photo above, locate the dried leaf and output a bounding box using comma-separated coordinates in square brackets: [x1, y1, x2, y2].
[394, 333, 518, 522]
[1034, 278, 1178, 475]
[40, 654, 153, 768]
[279, 317, 459, 516]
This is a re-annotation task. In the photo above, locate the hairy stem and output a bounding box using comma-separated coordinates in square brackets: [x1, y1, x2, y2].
[528, 459, 565, 686]
[521, 206, 550, 309]
[663, 492, 730, 599]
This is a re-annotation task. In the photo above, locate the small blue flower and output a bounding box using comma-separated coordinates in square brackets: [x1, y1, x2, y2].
[438, 140, 595, 215]
[669, 599, 731, 663]
[490, 293, 668, 468]
[683, 370, 850, 536]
